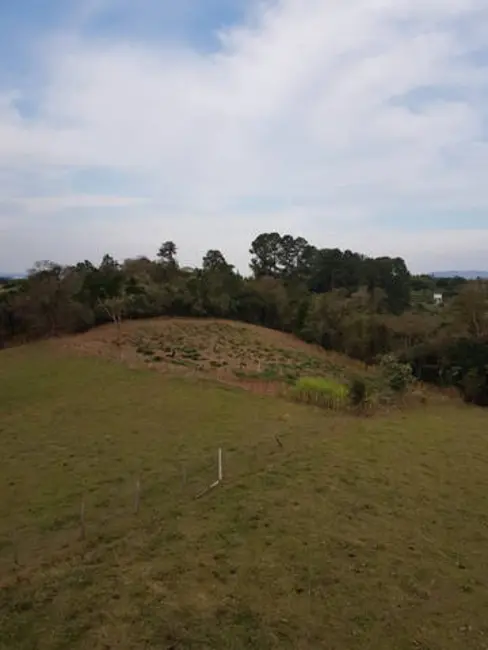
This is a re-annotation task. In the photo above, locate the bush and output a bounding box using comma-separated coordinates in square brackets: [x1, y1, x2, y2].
[292, 376, 349, 409]
[349, 377, 367, 407]
[461, 369, 488, 406]
[380, 354, 414, 393]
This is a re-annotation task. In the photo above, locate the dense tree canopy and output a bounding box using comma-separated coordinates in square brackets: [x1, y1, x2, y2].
[1, 232, 486, 403]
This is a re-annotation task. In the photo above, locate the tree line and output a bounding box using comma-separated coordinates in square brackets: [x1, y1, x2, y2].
[1, 232, 487, 404]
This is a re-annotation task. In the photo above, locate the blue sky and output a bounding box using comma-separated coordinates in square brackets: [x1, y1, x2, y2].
[1, 0, 488, 273]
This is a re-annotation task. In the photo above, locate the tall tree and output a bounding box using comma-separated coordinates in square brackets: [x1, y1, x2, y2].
[366, 256, 411, 314]
[157, 241, 178, 267]
[451, 281, 488, 337]
[202, 249, 233, 273]
[249, 232, 282, 278]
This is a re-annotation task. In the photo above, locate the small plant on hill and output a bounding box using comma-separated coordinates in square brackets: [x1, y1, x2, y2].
[462, 368, 488, 406]
[380, 354, 414, 393]
[349, 377, 367, 407]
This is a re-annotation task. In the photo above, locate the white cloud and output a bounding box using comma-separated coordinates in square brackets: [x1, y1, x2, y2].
[12, 195, 149, 213]
[1, 0, 488, 272]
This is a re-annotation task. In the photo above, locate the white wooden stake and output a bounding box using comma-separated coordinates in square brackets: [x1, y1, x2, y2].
[218, 448, 223, 482]
[80, 498, 86, 540]
[195, 449, 223, 500]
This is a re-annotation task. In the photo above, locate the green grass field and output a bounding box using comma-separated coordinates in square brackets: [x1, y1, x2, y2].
[1, 340, 488, 649]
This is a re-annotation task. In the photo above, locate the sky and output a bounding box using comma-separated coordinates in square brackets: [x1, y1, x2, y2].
[1, 0, 488, 274]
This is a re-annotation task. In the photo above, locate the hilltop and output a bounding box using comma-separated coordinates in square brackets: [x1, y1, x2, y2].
[59, 317, 372, 394]
[2, 232, 488, 406]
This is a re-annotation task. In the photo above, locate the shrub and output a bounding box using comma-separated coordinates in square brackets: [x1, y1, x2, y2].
[136, 345, 153, 356]
[461, 369, 488, 406]
[349, 377, 367, 407]
[292, 376, 349, 409]
[261, 367, 281, 381]
[380, 354, 414, 393]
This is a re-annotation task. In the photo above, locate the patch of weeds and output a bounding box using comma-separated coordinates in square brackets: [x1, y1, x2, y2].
[284, 370, 299, 384]
[136, 345, 154, 356]
[278, 348, 293, 359]
[182, 348, 201, 361]
[349, 377, 368, 407]
[169, 358, 193, 367]
[291, 376, 349, 409]
[261, 367, 281, 381]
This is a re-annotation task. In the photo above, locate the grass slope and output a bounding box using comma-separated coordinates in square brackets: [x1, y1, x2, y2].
[61, 318, 369, 389]
[1, 345, 488, 649]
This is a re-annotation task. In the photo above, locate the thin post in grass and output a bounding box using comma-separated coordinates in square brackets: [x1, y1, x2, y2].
[218, 447, 223, 482]
[195, 448, 223, 499]
[181, 463, 187, 486]
[134, 478, 141, 514]
[79, 497, 86, 540]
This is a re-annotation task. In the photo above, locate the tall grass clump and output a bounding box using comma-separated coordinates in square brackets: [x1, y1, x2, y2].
[292, 376, 349, 409]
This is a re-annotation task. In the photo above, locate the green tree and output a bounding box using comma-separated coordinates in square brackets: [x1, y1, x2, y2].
[202, 249, 233, 273]
[450, 281, 488, 337]
[366, 257, 410, 315]
[157, 241, 178, 267]
[249, 232, 282, 278]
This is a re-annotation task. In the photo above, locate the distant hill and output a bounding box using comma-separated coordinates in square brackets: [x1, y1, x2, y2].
[0, 273, 25, 280]
[431, 271, 488, 279]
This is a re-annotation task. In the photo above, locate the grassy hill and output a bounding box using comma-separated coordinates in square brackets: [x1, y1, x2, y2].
[60, 317, 373, 393]
[1, 327, 488, 649]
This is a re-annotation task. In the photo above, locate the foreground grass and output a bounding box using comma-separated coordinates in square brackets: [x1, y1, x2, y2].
[1, 345, 488, 649]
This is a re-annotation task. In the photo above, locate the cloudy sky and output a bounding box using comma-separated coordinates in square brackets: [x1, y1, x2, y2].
[1, 0, 488, 274]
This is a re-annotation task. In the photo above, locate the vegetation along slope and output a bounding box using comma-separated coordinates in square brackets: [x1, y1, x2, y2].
[1, 231, 487, 403]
